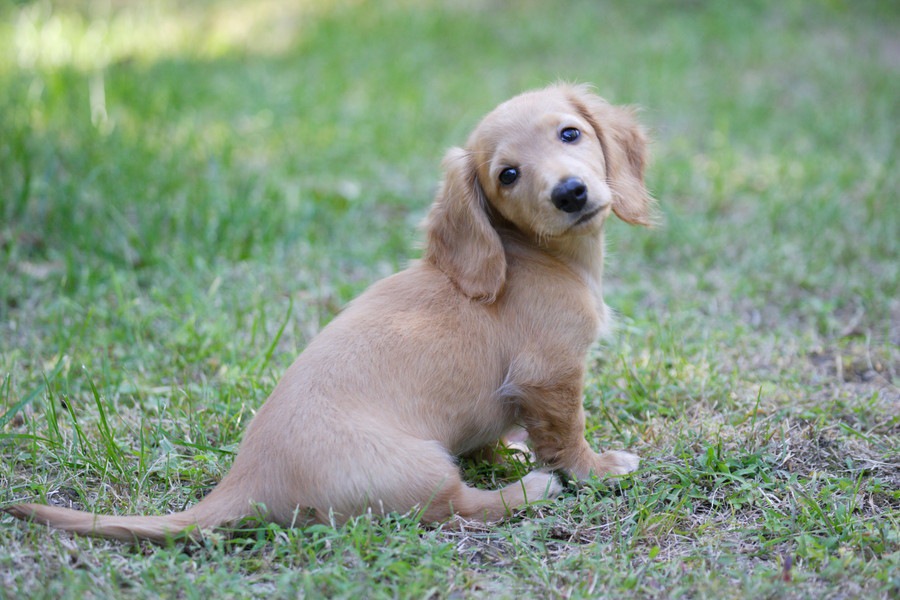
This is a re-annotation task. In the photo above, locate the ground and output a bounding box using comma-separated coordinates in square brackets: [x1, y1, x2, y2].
[0, 1, 898, 598]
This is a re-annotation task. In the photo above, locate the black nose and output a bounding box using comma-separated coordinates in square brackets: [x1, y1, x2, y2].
[551, 177, 588, 213]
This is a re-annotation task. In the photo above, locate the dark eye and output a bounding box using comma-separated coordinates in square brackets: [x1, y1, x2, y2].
[560, 127, 581, 143]
[498, 167, 519, 185]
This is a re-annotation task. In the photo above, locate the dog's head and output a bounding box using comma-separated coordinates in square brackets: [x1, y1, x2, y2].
[425, 84, 653, 302]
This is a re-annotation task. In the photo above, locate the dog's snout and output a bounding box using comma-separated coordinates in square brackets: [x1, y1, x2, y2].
[551, 177, 588, 214]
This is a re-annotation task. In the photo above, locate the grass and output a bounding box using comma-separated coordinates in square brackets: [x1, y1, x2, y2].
[1, 0, 898, 597]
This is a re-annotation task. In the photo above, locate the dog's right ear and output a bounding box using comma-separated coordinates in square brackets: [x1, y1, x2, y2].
[424, 147, 506, 303]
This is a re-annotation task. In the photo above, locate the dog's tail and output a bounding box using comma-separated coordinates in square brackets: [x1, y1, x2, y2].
[3, 480, 251, 544]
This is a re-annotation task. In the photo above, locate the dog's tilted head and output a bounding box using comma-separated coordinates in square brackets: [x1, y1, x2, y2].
[425, 84, 653, 302]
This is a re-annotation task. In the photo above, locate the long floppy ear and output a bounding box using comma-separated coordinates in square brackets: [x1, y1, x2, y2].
[424, 147, 506, 302]
[567, 85, 655, 226]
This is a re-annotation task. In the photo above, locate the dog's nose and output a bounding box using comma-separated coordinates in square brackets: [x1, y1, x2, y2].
[551, 177, 588, 213]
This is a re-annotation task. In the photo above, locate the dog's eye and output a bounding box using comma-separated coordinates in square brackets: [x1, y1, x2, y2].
[498, 167, 519, 186]
[559, 127, 581, 143]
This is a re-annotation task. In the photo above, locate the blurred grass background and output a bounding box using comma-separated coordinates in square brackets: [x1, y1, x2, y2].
[1, 1, 898, 598]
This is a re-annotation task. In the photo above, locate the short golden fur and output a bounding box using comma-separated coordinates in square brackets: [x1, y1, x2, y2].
[5, 84, 652, 543]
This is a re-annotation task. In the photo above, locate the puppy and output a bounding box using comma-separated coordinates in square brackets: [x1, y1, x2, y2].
[5, 84, 652, 543]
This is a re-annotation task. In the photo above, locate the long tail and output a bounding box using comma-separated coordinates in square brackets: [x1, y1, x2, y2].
[3, 483, 250, 544]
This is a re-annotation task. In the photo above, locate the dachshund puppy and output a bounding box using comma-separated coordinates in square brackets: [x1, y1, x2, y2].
[5, 84, 652, 542]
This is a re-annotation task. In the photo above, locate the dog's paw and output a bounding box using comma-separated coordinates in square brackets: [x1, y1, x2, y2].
[520, 470, 563, 500]
[503, 439, 535, 465]
[594, 450, 640, 476]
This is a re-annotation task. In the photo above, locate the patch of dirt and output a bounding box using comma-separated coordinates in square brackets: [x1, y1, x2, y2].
[808, 347, 896, 386]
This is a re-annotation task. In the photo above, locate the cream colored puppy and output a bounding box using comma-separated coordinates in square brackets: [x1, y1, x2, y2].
[5, 84, 652, 543]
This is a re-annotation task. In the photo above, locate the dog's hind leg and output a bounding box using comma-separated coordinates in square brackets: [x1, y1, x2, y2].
[418, 469, 562, 523]
[334, 434, 561, 524]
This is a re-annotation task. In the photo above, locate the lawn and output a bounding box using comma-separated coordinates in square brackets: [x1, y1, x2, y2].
[1, 0, 898, 598]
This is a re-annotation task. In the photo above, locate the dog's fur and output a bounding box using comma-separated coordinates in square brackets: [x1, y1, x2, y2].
[5, 84, 652, 543]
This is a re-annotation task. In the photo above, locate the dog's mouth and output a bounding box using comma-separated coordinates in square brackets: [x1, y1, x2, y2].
[573, 204, 607, 227]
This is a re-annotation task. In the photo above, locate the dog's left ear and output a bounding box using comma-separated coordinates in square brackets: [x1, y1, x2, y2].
[567, 86, 655, 226]
[424, 147, 506, 302]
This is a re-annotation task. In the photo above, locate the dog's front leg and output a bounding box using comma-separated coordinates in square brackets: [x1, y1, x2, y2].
[518, 376, 639, 479]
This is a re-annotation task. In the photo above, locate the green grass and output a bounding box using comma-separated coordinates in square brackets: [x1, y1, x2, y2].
[1, 0, 898, 598]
